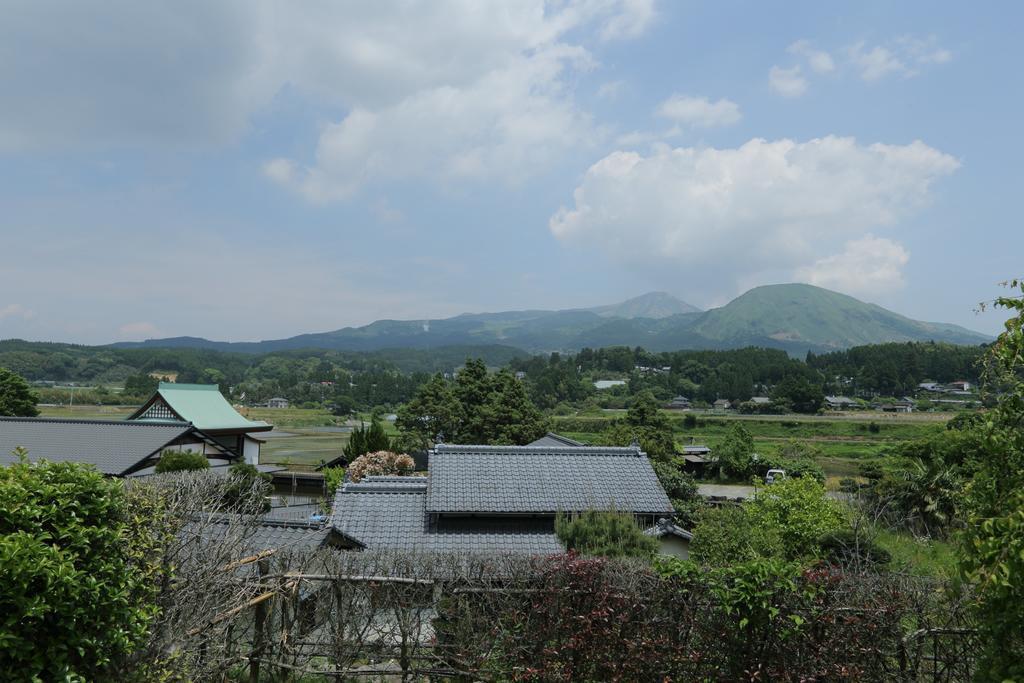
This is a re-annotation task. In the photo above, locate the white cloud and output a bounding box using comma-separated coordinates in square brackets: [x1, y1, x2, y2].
[796, 235, 910, 297]
[655, 95, 741, 128]
[848, 35, 953, 82]
[261, 1, 655, 201]
[549, 136, 958, 293]
[787, 40, 835, 73]
[598, 0, 656, 40]
[0, 1, 654, 159]
[0, 304, 34, 321]
[848, 42, 909, 82]
[768, 65, 808, 97]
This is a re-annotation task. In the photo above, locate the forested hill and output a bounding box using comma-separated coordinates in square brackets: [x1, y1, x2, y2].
[110, 284, 990, 356]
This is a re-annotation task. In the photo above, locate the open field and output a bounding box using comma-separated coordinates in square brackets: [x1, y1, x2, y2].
[554, 409, 948, 481]
[37, 405, 136, 420]
[33, 404, 947, 477]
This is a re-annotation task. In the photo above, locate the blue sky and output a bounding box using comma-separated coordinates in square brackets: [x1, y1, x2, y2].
[1, 1, 1020, 344]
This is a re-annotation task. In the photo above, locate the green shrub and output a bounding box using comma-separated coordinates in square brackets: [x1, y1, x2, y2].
[745, 477, 845, 560]
[154, 450, 210, 473]
[323, 466, 346, 495]
[555, 509, 658, 559]
[0, 453, 163, 680]
[818, 528, 891, 567]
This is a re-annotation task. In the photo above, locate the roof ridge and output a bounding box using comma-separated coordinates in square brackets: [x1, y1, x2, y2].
[0, 416, 191, 427]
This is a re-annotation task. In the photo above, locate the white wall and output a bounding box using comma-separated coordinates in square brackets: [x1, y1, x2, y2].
[243, 435, 261, 465]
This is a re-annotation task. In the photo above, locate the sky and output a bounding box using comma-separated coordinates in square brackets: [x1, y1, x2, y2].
[1, 1, 1021, 344]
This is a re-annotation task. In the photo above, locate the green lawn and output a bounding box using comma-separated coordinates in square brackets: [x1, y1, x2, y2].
[37, 405, 136, 420]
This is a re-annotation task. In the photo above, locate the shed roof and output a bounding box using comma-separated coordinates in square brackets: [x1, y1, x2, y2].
[330, 481, 563, 554]
[129, 383, 271, 433]
[0, 417, 211, 476]
[425, 444, 673, 515]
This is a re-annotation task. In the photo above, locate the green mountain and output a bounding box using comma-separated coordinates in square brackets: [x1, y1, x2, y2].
[111, 284, 990, 355]
[689, 284, 989, 350]
[580, 291, 701, 318]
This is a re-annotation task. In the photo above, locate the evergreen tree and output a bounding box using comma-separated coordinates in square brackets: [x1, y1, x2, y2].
[344, 417, 392, 460]
[477, 370, 548, 445]
[555, 508, 658, 559]
[0, 367, 39, 417]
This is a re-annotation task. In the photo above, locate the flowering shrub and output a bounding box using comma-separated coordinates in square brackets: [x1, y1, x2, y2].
[346, 450, 414, 482]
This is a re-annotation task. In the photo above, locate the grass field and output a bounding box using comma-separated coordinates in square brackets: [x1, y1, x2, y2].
[553, 409, 946, 482]
[35, 403, 945, 476]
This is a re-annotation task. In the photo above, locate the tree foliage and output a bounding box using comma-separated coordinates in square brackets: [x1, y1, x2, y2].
[555, 509, 658, 559]
[154, 450, 210, 473]
[0, 454, 163, 680]
[343, 417, 392, 460]
[0, 367, 38, 417]
[396, 358, 547, 446]
[959, 279, 1024, 680]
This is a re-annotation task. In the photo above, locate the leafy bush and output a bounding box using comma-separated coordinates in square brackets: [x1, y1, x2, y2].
[347, 450, 415, 482]
[154, 450, 210, 473]
[221, 462, 272, 512]
[818, 528, 891, 567]
[682, 412, 698, 429]
[745, 477, 845, 559]
[690, 505, 768, 566]
[555, 509, 658, 559]
[0, 454, 163, 680]
[323, 466, 346, 495]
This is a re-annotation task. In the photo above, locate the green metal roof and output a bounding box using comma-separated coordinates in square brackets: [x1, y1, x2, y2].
[131, 383, 271, 432]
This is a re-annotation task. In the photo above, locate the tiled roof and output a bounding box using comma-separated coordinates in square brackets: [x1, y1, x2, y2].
[189, 516, 363, 553]
[330, 482, 563, 555]
[644, 518, 694, 541]
[426, 444, 673, 515]
[526, 432, 587, 448]
[0, 417, 200, 476]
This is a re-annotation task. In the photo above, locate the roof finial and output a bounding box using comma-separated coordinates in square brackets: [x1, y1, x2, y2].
[630, 434, 640, 450]
[435, 432, 445, 444]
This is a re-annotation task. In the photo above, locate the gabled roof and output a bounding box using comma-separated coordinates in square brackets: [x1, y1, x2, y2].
[330, 479, 563, 554]
[526, 432, 587, 448]
[129, 382, 271, 433]
[425, 444, 673, 515]
[0, 417, 219, 476]
[644, 518, 694, 541]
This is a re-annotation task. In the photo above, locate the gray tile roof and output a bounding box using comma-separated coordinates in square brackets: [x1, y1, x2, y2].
[188, 516, 363, 554]
[526, 432, 587, 447]
[425, 444, 673, 515]
[644, 518, 694, 541]
[0, 417, 202, 476]
[330, 482, 563, 555]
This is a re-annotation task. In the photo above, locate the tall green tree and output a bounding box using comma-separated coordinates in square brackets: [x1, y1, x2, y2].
[960, 280, 1024, 679]
[0, 367, 38, 417]
[396, 359, 546, 446]
[395, 374, 461, 447]
[477, 370, 548, 445]
[715, 423, 755, 479]
[344, 417, 392, 459]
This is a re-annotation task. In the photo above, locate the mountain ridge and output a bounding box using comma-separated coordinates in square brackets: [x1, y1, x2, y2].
[110, 284, 990, 355]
